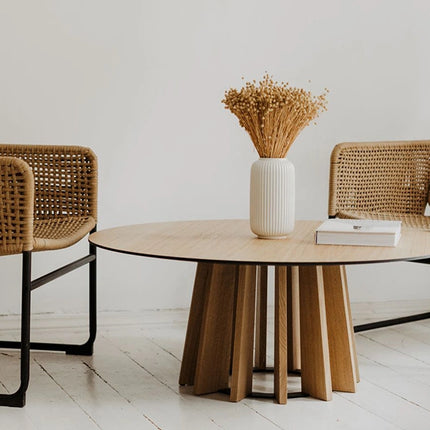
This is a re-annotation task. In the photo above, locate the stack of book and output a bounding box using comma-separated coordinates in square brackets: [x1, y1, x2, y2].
[315, 219, 401, 247]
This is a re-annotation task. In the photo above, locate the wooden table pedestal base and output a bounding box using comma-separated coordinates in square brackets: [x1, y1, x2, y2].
[179, 262, 359, 404]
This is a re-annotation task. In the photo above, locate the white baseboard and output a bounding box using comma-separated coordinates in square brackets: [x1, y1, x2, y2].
[0, 300, 430, 329]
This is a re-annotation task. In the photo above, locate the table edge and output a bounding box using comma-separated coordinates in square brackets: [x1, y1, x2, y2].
[89, 239, 430, 266]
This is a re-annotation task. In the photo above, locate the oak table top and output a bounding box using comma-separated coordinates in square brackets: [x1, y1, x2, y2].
[88, 219, 430, 266]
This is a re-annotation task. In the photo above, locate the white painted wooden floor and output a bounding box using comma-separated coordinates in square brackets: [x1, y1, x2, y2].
[2, 304, 430, 429]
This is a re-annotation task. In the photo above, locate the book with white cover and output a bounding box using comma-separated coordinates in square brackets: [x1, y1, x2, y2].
[315, 219, 402, 247]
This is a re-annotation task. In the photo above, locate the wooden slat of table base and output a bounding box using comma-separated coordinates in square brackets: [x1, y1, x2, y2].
[230, 265, 256, 402]
[194, 264, 236, 395]
[179, 262, 212, 386]
[287, 266, 301, 372]
[323, 265, 357, 392]
[341, 265, 360, 382]
[299, 266, 332, 401]
[274, 267, 288, 404]
[254, 265, 268, 370]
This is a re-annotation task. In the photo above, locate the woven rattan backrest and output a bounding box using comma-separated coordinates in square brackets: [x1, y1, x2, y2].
[328, 140, 430, 217]
[0, 145, 97, 221]
[0, 157, 34, 253]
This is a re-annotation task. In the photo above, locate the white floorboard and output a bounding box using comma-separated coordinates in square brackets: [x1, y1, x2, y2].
[0, 306, 430, 429]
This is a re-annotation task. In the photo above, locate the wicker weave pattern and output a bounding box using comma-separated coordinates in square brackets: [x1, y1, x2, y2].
[329, 141, 430, 220]
[0, 145, 97, 222]
[0, 157, 34, 254]
[33, 216, 96, 251]
[337, 210, 430, 230]
[0, 145, 97, 256]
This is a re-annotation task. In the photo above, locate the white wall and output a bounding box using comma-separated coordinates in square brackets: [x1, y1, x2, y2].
[0, 0, 429, 315]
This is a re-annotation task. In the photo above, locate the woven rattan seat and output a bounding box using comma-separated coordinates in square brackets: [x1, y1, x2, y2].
[0, 144, 98, 407]
[336, 211, 430, 230]
[33, 216, 96, 251]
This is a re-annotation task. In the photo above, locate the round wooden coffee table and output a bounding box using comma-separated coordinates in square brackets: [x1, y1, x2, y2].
[89, 219, 430, 404]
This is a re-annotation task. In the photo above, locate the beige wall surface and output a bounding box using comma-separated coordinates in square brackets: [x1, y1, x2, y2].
[0, 0, 429, 314]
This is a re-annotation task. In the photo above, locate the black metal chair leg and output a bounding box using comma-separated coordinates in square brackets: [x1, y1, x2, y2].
[65, 234, 97, 356]
[0, 251, 32, 407]
[0, 228, 98, 407]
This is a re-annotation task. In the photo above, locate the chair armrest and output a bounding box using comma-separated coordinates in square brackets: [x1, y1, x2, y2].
[0, 157, 34, 255]
[0, 145, 97, 222]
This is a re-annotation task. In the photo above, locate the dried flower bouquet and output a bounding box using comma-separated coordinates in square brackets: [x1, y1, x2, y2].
[222, 74, 328, 158]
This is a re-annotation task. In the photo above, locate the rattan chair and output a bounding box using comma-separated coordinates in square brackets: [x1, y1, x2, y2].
[328, 140, 430, 332]
[0, 144, 97, 407]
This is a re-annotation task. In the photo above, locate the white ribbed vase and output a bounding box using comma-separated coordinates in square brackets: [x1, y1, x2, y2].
[250, 158, 295, 239]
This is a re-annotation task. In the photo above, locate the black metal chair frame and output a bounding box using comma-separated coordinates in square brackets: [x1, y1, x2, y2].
[353, 259, 430, 333]
[0, 227, 97, 407]
[325, 215, 430, 333]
